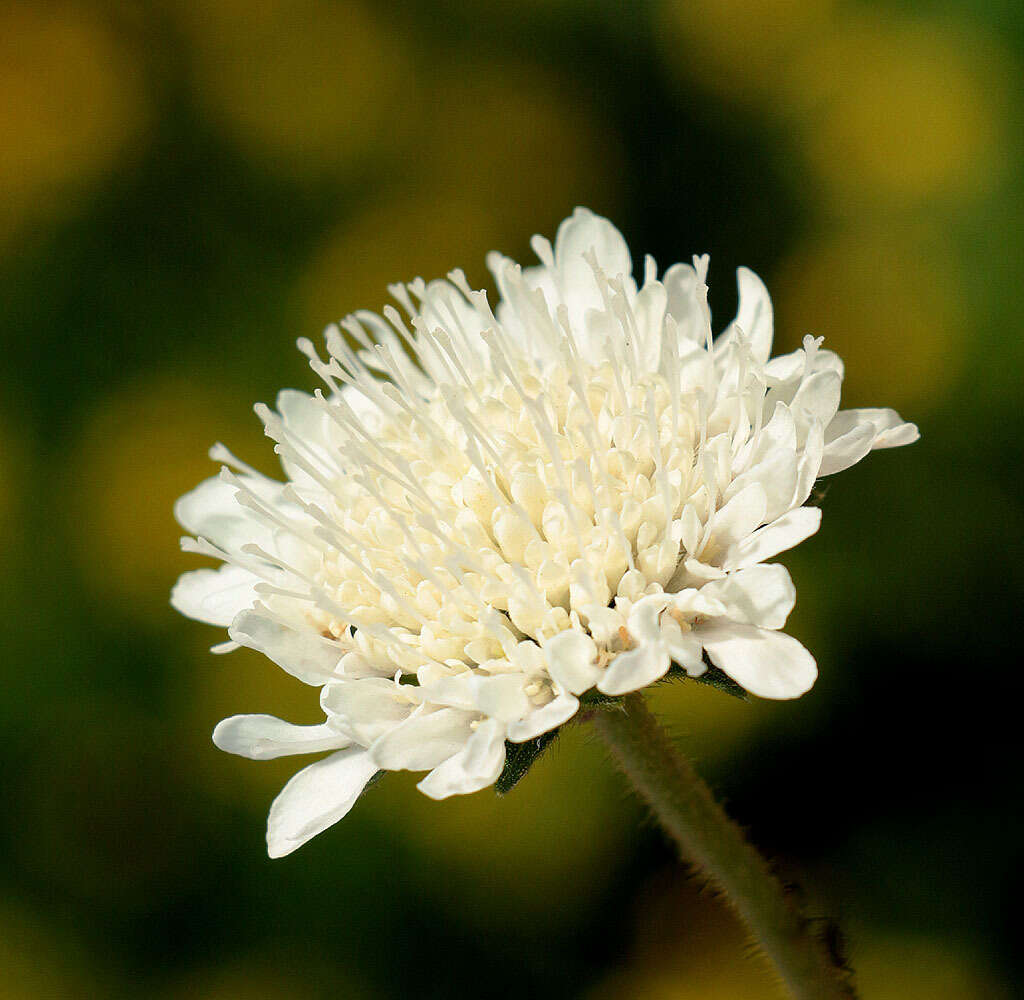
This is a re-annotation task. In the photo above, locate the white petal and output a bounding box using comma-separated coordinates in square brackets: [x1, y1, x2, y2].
[726, 446, 798, 525]
[174, 473, 275, 555]
[555, 207, 632, 287]
[662, 262, 702, 342]
[370, 707, 475, 772]
[174, 473, 237, 534]
[666, 555, 727, 591]
[700, 622, 817, 699]
[676, 340, 713, 393]
[826, 406, 909, 443]
[338, 650, 394, 679]
[821, 408, 920, 475]
[423, 673, 531, 723]
[213, 714, 348, 760]
[791, 420, 824, 507]
[266, 748, 378, 858]
[626, 594, 672, 643]
[720, 266, 773, 363]
[488, 253, 559, 362]
[321, 677, 418, 744]
[701, 564, 796, 630]
[580, 603, 628, 646]
[705, 483, 768, 556]
[277, 389, 328, 445]
[669, 589, 728, 618]
[598, 643, 671, 696]
[873, 421, 920, 449]
[275, 389, 334, 482]
[661, 628, 706, 675]
[229, 609, 343, 685]
[543, 630, 601, 695]
[633, 279, 668, 372]
[506, 694, 580, 742]
[810, 345, 845, 379]
[171, 564, 258, 626]
[818, 423, 875, 477]
[744, 403, 796, 469]
[790, 370, 842, 432]
[677, 503, 703, 555]
[724, 506, 822, 571]
[764, 348, 804, 384]
[416, 718, 506, 800]
[415, 281, 489, 359]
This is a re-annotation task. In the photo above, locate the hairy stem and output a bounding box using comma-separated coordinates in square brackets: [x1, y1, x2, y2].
[591, 693, 855, 1000]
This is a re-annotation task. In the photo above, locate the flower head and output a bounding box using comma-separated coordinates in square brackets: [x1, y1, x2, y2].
[173, 208, 918, 856]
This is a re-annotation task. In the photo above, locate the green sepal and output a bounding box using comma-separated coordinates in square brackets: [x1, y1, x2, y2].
[663, 660, 750, 701]
[495, 728, 560, 795]
[694, 663, 749, 700]
[579, 687, 621, 708]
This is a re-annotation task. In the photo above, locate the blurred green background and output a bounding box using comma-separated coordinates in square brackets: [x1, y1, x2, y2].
[1, 0, 1021, 996]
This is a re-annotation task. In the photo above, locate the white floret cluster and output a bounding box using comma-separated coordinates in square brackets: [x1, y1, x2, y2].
[173, 209, 917, 856]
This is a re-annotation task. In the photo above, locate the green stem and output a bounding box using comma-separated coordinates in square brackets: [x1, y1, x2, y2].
[591, 693, 855, 1000]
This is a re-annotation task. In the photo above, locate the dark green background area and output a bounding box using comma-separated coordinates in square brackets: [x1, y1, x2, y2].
[1, 1, 1020, 997]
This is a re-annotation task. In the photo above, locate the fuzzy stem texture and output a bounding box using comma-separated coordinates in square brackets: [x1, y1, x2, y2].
[592, 693, 855, 1000]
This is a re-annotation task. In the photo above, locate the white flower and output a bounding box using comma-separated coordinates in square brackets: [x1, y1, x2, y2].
[173, 208, 918, 856]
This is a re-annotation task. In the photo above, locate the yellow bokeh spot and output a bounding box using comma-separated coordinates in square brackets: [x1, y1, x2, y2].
[657, 4, 1010, 205]
[855, 933, 1010, 1000]
[177, 0, 411, 181]
[69, 378, 265, 620]
[301, 192, 508, 333]
[773, 225, 965, 412]
[657, 0, 836, 102]
[790, 15, 1010, 202]
[646, 676, 762, 760]
[361, 724, 628, 915]
[300, 58, 621, 330]
[0, 905, 106, 998]
[0, 4, 148, 247]
[411, 59, 622, 238]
